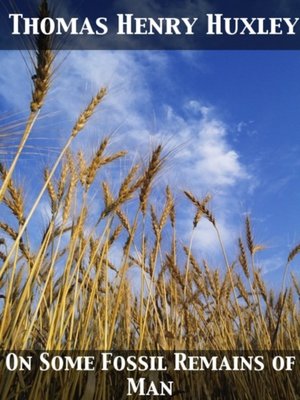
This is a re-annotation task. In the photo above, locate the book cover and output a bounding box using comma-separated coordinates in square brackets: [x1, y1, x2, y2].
[0, 0, 299, 398]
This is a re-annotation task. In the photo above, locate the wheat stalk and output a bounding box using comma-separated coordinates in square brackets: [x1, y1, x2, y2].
[0, 0, 54, 203]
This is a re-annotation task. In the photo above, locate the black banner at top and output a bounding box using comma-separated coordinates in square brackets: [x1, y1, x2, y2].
[2, 0, 300, 50]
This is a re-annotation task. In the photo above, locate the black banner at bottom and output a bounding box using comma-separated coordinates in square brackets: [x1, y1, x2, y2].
[0, 350, 299, 399]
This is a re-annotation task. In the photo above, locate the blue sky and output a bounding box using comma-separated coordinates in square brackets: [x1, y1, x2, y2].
[1, 50, 300, 289]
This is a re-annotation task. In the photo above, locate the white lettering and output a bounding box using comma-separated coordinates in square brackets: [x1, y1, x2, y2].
[9, 14, 23, 35]
[95, 17, 108, 35]
[284, 17, 299, 34]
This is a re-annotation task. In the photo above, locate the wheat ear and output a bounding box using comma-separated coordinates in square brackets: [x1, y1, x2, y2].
[0, 88, 107, 281]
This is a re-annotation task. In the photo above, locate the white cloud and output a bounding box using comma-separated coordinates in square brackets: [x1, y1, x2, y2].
[185, 99, 213, 117]
[189, 218, 235, 257]
[260, 255, 284, 276]
[0, 50, 252, 256]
